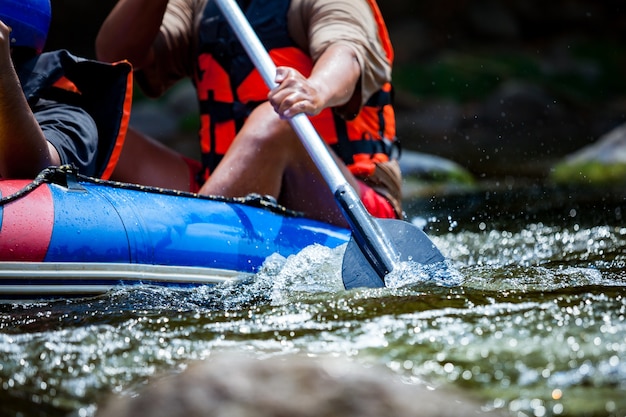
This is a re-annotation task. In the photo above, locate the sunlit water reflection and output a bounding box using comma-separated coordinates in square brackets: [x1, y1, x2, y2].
[1, 185, 625, 417]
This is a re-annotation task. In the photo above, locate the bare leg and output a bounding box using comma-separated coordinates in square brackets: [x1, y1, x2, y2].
[112, 127, 193, 191]
[199, 103, 358, 227]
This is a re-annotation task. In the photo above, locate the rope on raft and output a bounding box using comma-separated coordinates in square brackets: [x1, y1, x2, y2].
[0, 165, 303, 217]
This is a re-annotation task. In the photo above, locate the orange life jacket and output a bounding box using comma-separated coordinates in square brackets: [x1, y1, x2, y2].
[194, 0, 397, 180]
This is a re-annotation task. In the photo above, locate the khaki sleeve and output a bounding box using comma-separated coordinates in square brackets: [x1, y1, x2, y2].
[136, 0, 203, 97]
[288, 0, 392, 107]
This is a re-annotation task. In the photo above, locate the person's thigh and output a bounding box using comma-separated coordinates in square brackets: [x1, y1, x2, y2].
[112, 127, 194, 191]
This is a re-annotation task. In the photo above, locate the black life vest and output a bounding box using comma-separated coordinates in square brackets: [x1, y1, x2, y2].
[18, 50, 133, 179]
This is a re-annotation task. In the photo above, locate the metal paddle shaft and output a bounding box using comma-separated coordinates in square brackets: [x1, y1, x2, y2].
[214, 0, 445, 288]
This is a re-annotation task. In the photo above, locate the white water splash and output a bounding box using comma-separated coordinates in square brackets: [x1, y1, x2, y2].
[254, 244, 347, 304]
[385, 259, 463, 289]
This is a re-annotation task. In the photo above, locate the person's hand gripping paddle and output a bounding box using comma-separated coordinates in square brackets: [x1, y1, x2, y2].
[214, 0, 446, 289]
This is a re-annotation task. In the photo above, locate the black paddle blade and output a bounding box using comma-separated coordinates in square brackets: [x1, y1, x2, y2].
[341, 218, 445, 289]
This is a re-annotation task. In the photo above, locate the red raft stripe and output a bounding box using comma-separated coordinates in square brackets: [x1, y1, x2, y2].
[0, 182, 54, 262]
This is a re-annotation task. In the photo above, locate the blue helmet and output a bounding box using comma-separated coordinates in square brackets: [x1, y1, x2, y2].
[0, 0, 51, 54]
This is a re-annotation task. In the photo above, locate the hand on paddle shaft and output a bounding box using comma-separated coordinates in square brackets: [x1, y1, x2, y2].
[268, 46, 360, 119]
[214, 0, 446, 289]
[270, 67, 327, 119]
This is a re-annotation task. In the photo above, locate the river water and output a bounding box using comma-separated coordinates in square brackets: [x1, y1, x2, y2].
[1, 183, 625, 417]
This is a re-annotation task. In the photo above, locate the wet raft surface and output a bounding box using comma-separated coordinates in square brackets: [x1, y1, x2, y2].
[1, 183, 625, 417]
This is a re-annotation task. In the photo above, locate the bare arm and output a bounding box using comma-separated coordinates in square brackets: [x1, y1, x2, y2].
[95, 0, 169, 68]
[268, 43, 360, 119]
[0, 21, 59, 178]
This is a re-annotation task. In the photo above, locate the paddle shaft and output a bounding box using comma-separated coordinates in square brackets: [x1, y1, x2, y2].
[214, 0, 398, 277]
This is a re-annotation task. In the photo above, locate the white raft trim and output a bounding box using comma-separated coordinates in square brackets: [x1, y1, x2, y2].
[0, 262, 249, 295]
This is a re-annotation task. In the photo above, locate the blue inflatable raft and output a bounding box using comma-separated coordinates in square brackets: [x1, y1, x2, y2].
[0, 166, 350, 298]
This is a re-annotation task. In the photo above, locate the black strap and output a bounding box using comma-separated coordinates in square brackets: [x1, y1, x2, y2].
[198, 100, 252, 123]
[365, 88, 393, 107]
[331, 85, 399, 166]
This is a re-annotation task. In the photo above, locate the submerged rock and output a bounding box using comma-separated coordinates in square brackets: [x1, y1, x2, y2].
[551, 122, 626, 184]
[399, 150, 474, 182]
[399, 150, 475, 199]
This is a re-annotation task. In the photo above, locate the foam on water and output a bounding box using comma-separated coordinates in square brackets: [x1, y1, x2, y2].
[255, 243, 347, 304]
[385, 259, 463, 289]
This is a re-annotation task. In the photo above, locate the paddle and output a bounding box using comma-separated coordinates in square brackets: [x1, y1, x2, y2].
[214, 0, 445, 289]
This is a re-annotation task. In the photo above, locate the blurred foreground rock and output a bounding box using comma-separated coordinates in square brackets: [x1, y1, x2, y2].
[96, 353, 509, 417]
